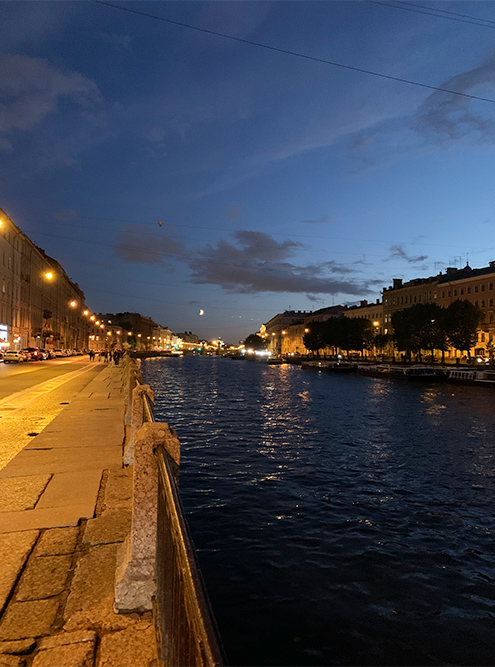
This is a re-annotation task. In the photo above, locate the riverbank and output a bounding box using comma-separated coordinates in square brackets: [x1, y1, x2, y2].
[0, 363, 158, 667]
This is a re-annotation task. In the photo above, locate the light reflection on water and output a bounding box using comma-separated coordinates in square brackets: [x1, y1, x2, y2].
[142, 356, 495, 666]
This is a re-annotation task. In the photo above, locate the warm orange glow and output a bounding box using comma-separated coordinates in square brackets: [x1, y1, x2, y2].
[83, 309, 89, 316]
[69, 300, 77, 308]
[304, 328, 309, 333]
[44, 271, 53, 280]
[90, 315, 95, 321]
[373, 321, 379, 327]
[127, 331, 132, 335]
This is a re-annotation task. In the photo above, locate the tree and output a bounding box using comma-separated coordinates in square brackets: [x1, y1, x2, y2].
[244, 333, 266, 350]
[445, 300, 484, 358]
[303, 321, 327, 357]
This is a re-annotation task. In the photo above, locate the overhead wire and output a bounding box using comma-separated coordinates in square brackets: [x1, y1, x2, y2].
[369, 0, 495, 29]
[90, 0, 495, 105]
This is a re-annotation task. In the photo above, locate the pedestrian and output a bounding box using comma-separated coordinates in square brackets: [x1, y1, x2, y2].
[89, 350, 95, 361]
[113, 350, 120, 365]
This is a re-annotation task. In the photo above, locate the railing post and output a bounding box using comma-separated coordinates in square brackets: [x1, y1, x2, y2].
[115, 422, 180, 613]
[122, 358, 143, 426]
[123, 384, 154, 465]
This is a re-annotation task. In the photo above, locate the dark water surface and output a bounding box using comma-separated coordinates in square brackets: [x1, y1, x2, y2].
[142, 356, 495, 666]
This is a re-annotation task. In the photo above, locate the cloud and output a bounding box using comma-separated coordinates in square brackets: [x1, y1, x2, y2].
[386, 244, 429, 264]
[413, 59, 495, 141]
[188, 231, 373, 296]
[113, 224, 185, 265]
[0, 54, 101, 145]
[303, 215, 330, 224]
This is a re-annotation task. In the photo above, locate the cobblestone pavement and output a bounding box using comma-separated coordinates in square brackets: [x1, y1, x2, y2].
[0, 366, 159, 667]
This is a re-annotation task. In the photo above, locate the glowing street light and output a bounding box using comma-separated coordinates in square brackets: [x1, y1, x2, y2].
[44, 272, 54, 280]
[69, 300, 77, 308]
[83, 310, 89, 316]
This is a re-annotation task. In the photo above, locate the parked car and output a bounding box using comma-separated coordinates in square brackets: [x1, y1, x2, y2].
[22, 347, 44, 361]
[53, 349, 66, 357]
[4, 350, 28, 363]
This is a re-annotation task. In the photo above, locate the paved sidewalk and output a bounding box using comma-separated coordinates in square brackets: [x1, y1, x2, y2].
[0, 364, 159, 667]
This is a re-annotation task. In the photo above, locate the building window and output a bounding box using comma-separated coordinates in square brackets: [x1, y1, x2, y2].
[460, 288, 464, 295]
[467, 287, 471, 294]
[475, 300, 479, 306]
[442, 291, 445, 298]
[448, 290, 451, 297]
[490, 283, 493, 290]
[454, 289, 457, 296]
[482, 284, 485, 292]
[481, 300, 485, 308]
[490, 299, 494, 307]
[475, 285, 479, 293]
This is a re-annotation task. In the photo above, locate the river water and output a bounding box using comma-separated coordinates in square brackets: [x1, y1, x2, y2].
[141, 356, 495, 666]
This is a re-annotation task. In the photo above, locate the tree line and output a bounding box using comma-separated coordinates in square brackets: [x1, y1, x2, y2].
[302, 300, 485, 362]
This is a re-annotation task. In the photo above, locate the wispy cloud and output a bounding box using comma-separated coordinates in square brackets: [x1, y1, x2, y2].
[303, 214, 330, 224]
[413, 58, 495, 142]
[0, 54, 101, 150]
[385, 244, 429, 264]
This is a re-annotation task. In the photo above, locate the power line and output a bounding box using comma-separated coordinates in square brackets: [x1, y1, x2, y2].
[369, 0, 495, 29]
[90, 0, 495, 105]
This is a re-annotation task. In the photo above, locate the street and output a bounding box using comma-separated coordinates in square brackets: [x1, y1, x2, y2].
[0, 357, 105, 471]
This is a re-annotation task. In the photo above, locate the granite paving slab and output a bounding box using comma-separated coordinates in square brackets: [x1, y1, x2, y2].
[0, 476, 52, 512]
[0, 504, 97, 533]
[0, 598, 59, 640]
[0, 447, 121, 478]
[97, 623, 158, 667]
[35, 527, 79, 556]
[31, 640, 95, 667]
[16, 554, 72, 601]
[0, 532, 39, 614]
[35, 471, 102, 510]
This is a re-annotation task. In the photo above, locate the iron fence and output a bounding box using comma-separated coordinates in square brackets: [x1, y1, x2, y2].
[155, 445, 225, 666]
[142, 390, 224, 666]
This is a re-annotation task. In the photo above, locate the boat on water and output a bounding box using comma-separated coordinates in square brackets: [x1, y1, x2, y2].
[405, 366, 447, 381]
[324, 361, 358, 373]
[266, 357, 284, 365]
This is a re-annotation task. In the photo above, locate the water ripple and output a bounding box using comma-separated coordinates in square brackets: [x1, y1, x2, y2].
[143, 356, 495, 666]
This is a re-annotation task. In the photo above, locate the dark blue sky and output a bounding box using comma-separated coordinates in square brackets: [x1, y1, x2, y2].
[1, 1, 495, 343]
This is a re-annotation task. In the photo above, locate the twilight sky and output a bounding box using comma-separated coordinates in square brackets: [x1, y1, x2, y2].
[1, 1, 495, 343]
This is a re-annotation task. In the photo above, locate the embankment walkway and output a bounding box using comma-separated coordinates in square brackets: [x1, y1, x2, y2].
[0, 363, 158, 667]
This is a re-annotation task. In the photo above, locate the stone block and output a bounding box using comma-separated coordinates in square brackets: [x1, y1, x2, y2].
[0, 476, 52, 512]
[36, 527, 79, 556]
[0, 640, 36, 655]
[102, 469, 132, 512]
[32, 641, 95, 667]
[39, 631, 96, 649]
[83, 510, 131, 545]
[64, 544, 117, 625]
[0, 532, 39, 614]
[16, 555, 72, 601]
[0, 598, 59, 640]
[97, 623, 158, 667]
[36, 471, 102, 510]
[0, 655, 25, 667]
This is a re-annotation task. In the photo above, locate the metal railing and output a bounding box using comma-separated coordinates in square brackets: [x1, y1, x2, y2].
[143, 390, 224, 666]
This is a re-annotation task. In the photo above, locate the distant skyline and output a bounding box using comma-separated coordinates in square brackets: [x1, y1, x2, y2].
[1, 1, 495, 343]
